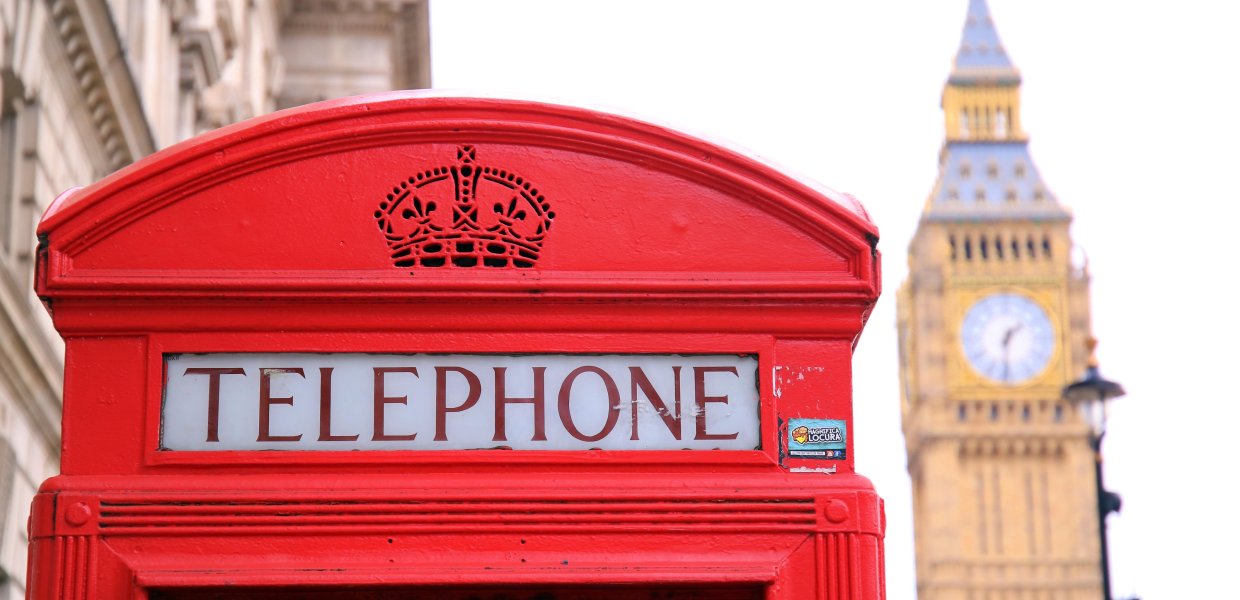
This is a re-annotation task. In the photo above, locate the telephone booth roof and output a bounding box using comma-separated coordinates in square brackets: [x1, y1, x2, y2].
[36, 93, 879, 304]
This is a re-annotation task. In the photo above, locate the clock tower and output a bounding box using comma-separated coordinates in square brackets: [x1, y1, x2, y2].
[897, 1, 1104, 598]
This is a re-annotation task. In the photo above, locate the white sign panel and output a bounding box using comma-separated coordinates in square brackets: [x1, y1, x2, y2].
[162, 353, 759, 451]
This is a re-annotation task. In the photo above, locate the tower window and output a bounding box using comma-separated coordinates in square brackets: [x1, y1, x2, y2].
[995, 110, 1008, 138]
[1042, 236, 1052, 258]
[1014, 162, 1026, 179]
[987, 161, 998, 179]
[947, 187, 959, 201]
[964, 236, 973, 260]
[950, 235, 958, 261]
[979, 235, 989, 260]
[1021, 404, 1031, 422]
[994, 236, 1004, 260]
[960, 161, 971, 178]
[989, 404, 999, 421]
[958, 404, 968, 421]
[960, 110, 971, 138]
[975, 186, 986, 202]
[1011, 238, 1020, 259]
[1027, 236, 1036, 257]
[1033, 188, 1046, 202]
[1005, 188, 1017, 203]
[1053, 404, 1064, 422]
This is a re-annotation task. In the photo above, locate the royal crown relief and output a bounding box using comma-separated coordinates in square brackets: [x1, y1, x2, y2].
[375, 145, 556, 271]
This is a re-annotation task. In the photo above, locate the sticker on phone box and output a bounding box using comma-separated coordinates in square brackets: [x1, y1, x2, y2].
[788, 418, 847, 460]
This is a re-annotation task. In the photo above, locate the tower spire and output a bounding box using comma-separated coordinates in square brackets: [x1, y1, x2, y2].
[941, 0, 1022, 143]
[925, 0, 1068, 221]
[950, 0, 1020, 84]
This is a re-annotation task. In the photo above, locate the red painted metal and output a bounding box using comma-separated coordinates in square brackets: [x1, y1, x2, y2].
[28, 94, 884, 599]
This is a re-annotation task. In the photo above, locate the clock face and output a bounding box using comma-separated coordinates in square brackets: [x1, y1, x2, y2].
[961, 293, 1055, 384]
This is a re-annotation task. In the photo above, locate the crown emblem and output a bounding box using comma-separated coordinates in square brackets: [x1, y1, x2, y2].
[374, 145, 555, 269]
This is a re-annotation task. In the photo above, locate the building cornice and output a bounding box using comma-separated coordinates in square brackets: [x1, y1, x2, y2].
[48, 0, 156, 169]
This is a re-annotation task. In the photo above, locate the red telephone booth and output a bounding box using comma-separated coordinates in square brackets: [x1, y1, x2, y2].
[28, 95, 884, 599]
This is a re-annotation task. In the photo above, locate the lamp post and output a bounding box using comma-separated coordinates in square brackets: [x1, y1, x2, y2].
[1062, 338, 1125, 600]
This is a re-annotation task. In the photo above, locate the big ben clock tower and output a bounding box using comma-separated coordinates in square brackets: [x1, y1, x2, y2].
[898, 1, 1104, 598]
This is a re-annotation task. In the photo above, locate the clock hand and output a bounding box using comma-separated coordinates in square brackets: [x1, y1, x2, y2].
[1001, 323, 1023, 348]
[1001, 324, 1022, 381]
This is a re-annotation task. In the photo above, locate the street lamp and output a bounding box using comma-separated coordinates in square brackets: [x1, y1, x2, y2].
[1062, 338, 1125, 600]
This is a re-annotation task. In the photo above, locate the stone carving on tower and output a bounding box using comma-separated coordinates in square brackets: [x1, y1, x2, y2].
[897, 1, 1103, 597]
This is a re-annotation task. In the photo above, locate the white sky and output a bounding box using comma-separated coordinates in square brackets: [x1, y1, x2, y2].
[430, 2, 1240, 597]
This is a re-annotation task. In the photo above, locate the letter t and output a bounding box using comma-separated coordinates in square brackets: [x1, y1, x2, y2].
[184, 368, 246, 442]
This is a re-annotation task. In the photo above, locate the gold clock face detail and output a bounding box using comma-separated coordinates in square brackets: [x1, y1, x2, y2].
[961, 293, 1055, 385]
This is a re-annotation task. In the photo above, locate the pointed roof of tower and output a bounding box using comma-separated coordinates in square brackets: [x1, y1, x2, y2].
[924, 0, 1068, 222]
[950, 0, 1021, 85]
[923, 141, 1068, 222]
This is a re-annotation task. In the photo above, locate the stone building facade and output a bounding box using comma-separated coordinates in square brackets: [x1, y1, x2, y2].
[0, 0, 428, 594]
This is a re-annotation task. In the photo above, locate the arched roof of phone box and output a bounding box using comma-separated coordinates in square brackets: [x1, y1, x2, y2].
[37, 94, 879, 307]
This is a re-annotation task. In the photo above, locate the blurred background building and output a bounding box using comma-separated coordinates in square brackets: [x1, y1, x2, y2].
[0, 0, 428, 594]
[897, 0, 1102, 597]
